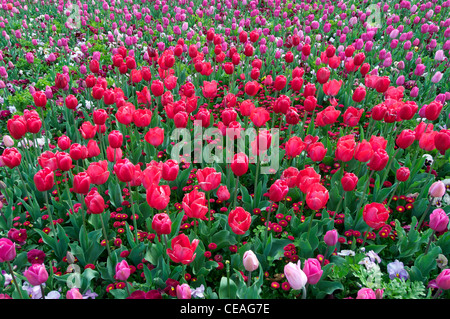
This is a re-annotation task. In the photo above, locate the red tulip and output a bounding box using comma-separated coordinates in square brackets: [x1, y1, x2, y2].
[306, 183, 329, 210]
[34, 167, 54, 192]
[369, 136, 387, 151]
[316, 106, 341, 126]
[367, 149, 389, 171]
[188, 45, 198, 58]
[141, 66, 152, 81]
[89, 59, 100, 73]
[396, 167, 410, 182]
[285, 136, 306, 159]
[38, 151, 57, 171]
[273, 75, 287, 91]
[396, 129, 415, 149]
[323, 80, 342, 96]
[244, 81, 260, 96]
[131, 69, 142, 83]
[33, 91, 47, 107]
[196, 167, 221, 192]
[239, 100, 255, 117]
[281, 167, 299, 188]
[182, 188, 208, 219]
[146, 183, 171, 210]
[116, 103, 136, 126]
[341, 173, 358, 191]
[250, 107, 270, 127]
[166, 233, 199, 265]
[91, 85, 105, 100]
[269, 179, 289, 202]
[251, 130, 272, 156]
[222, 62, 234, 75]
[354, 140, 374, 163]
[145, 127, 164, 147]
[174, 111, 189, 128]
[398, 101, 418, 120]
[273, 95, 291, 114]
[103, 89, 116, 105]
[375, 76, 390, 93]
[57, 135, 71, 150]
[93, 109, 108, 126]
[435, 130, 450, 154]
[414, 122, 433, 141]
[1, 148, 21, 169]
[363, 202, 389, 230]
[419, 131, 437, 151]
[316, 67, 330, 84]
[335, 135, 356, 162]
[343, 107, 363, 127]
[87, 140, 100, 158]
[291, 77, 304, 92]
[133, 109, 152, 127]
[286, 108, 300, 125]
[80, 121, 97, 140]
[425, 101, 443, 121]
[296, 167, 321, 193]
[304, 96, 317, 112]
[73, 172, 91, 195]
[228, 207, 252, 235]
[216, 185, 230, 202]
[114, 159, 136, 183]
[65, 95, 78, 110]
[7, 115, 27, 140]
[371, 103, 387, 121]
[108, 130, 123, 149]
[307, 142, 327, 162]
[87, 160, 110, 185]
[230, 152, 249, 176]
[69, 143, 88, 161]
[125, 56, 136, 69]
[84, 189, 105, 214]
[55, 151, 72, 171]
[55, 73, 68, 89]
[151, 80, 164, 97]
[152, 213, 172, 235]
[162, 160, 179, 181]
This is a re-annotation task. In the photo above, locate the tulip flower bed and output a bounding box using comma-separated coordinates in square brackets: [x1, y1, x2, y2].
[1, 0, 450, 301]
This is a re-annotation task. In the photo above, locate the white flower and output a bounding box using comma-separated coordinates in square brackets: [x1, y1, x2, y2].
[358, 257, 376, 270]
[190, 284, 205, 298]
[366, 250, 381, 263]
[337, 250, 355, 257]
[7, 105, 17, 114]
[18, 138, 34, 149]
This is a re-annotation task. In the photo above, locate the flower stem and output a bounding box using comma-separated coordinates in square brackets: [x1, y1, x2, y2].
[233, 176, 239, 210]
[40, 284, 46, 299]
[128, 183, 139, 243]
[416, 199, 433, 231]
[425, 230, 436, 255]
[6, 260, 23, 299]
[44, 191, 57, 236]
[100, 213, 111, 258]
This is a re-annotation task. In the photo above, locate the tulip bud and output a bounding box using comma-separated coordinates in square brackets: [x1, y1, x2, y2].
[429, 181, 446, 198]
[243, 250, 259, 272]
[115, 260, 131, 281]
[396, 167, 410, 182]
[429, 209, 449, 233]
[284, 261, 308, 290]
[341, 173, 358, 191]
[176, 283, 191, 299]
[324, 229, 338, 246]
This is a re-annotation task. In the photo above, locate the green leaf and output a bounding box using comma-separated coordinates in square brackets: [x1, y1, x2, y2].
[311, 280, 344, 299]
[414, 246, 441, 280]
[218, 276, 238, 299]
